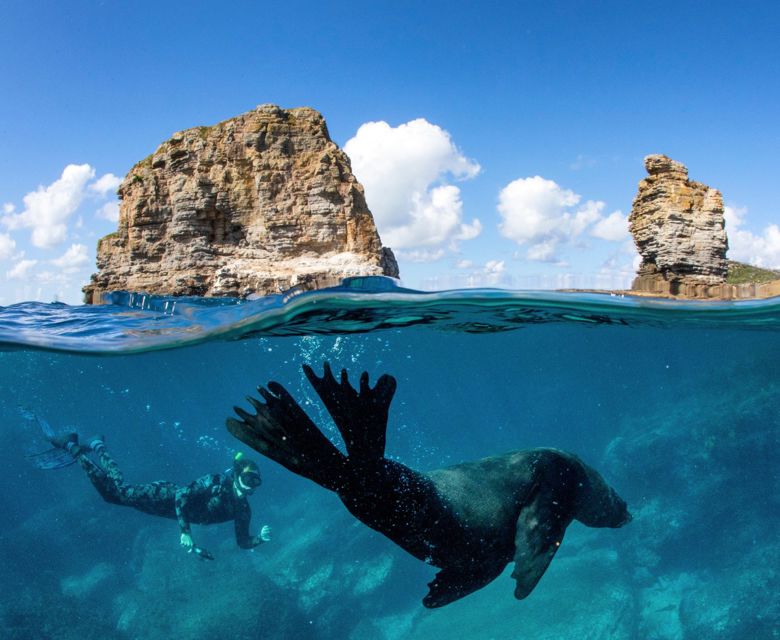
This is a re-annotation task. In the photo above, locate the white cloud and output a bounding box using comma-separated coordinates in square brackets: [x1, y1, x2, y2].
[90, 173, 122, 196]
[591, 210, 630, 241]
[36, 270, 69, 285]
[526, 240, 562, 263]
[2, 164, 95, 248]
[483, 259, 505, 274]
[50, 243, 89, 273]
[3, 203, 14, 214]
[96, 200, 120, 222]
[0, 233, 15, 260]
[7, 259, 37, 280]
[463, 259, 510, 287]
[593, 251, 640, 290]
[380, 185, 482, 249]
[724, 205, 780, 269]
[497, 176, 625, 263]
[498, 177, 579, 245]
[394, 248, 445, 263]
[344, 118, 481, 250]
[415, 257, 512, 290]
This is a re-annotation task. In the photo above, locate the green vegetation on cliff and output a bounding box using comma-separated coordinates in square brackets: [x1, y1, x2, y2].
[726, 261, 780, 284]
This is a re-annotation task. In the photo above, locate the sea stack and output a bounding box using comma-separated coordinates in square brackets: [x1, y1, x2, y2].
[83, 105, 398, 303]
[629, 155, 728, 297]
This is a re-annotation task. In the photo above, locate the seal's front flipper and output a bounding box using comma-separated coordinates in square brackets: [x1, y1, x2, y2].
[303, 363, 396, 461]
[228, 381, 346, 491]
[511, 489, 572, 599]
[422, 563, 505, 608]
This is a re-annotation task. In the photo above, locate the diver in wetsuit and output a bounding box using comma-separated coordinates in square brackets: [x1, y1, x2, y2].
[51, 434, 271, 558]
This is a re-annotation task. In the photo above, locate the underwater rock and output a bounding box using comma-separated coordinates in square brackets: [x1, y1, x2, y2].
[119, 526, 320, 640]
[678, 546, 780, 639]
[83, 104, 398, 303]
[637, 572, 699, 640]
[0, 580, 118, 640]
[629, 154, 729, 298]
[351, 553, 395, 596]
[257, 495, 415, 626]
[60, 562, 116, 599]
[602, 372, 780, 638]
[402, 547, 636, 640]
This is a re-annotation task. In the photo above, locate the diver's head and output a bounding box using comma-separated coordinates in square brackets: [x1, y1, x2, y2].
[233, 453, 262, 497]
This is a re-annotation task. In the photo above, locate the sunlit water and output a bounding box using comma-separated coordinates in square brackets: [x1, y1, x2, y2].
[1, 277, 777, 639]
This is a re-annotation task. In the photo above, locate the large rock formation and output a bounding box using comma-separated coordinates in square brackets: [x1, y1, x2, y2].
[629, 154, 728, 297]
[83, 105, 398, 303]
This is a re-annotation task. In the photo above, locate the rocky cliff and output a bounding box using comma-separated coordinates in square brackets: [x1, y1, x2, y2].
[83, 105, 398, 303]
[629, 154, 728, 297]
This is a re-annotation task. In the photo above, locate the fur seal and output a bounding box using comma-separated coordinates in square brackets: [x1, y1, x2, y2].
[227, 363, 631, 607]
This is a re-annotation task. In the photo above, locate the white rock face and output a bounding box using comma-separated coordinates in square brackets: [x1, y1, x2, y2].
[84, 105, 398, 302]
[629, 154, 728, 296]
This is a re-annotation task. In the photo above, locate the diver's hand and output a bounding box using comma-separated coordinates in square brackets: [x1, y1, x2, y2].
[192, 546, 214, 561]
[180, 532, 194, 551]
[260, 525, 272, 542]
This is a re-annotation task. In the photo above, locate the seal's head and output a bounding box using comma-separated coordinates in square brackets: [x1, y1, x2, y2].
[609, 494, 632, 527]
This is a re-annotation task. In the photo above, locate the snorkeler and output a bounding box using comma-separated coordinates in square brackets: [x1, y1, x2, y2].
[46, 432, 271, 559]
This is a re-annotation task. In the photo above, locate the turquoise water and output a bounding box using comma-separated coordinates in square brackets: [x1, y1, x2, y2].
[1, 277, 778, 639]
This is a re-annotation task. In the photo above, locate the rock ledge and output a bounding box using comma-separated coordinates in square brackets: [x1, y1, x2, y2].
[84, 105, 398, 302]
[629, 154, 728, 298]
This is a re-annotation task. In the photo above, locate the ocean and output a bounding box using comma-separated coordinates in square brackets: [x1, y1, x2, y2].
[0, 277, 777, 639]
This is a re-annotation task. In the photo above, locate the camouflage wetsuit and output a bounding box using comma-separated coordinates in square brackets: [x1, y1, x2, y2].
[76, 447, 264, 548]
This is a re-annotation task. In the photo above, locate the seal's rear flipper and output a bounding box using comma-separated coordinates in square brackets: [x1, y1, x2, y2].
[423, 562, 506, 608]
[303, 363, 397, 461]
[228, 380, 347, 491]
[511, 490, 573, 599]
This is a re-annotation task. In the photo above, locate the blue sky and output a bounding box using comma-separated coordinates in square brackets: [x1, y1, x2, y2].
[1, 1, 778, 303]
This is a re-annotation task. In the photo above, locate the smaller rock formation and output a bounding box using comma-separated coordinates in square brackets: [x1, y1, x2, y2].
[629, 155, 728, 297]
[83, 105, 398, 303]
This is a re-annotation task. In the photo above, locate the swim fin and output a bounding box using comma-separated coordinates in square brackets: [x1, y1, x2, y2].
[25, 447, 78, 470]
[25, 414, 78, 470]
[35, 414, 56, 441]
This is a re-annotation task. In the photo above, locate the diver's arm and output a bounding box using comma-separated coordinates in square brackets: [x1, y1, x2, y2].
[175, 477, 220, 558]
[234, 502, 256, 548]
[175, 485, 193, 541]
[234, 503, 272, 549]
[175, 476, 212, 545]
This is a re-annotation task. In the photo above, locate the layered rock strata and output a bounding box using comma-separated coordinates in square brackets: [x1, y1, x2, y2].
[629, 154, 728, 297]
[83, 105, 398, 302]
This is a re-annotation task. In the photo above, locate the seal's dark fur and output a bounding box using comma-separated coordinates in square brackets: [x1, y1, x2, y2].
[227, 363, 631, 607]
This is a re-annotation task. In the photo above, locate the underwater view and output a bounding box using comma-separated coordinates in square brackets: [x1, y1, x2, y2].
[0, 278, 778, 640]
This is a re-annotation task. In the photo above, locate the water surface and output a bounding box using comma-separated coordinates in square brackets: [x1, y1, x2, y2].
[1, 277, 777, 639]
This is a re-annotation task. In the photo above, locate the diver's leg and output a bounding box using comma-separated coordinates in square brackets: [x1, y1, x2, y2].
[91, 441, 124, 484]
[75, 452, 124, 505]
[75, 448, 177, 517]
[112, 481, 178, 518]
